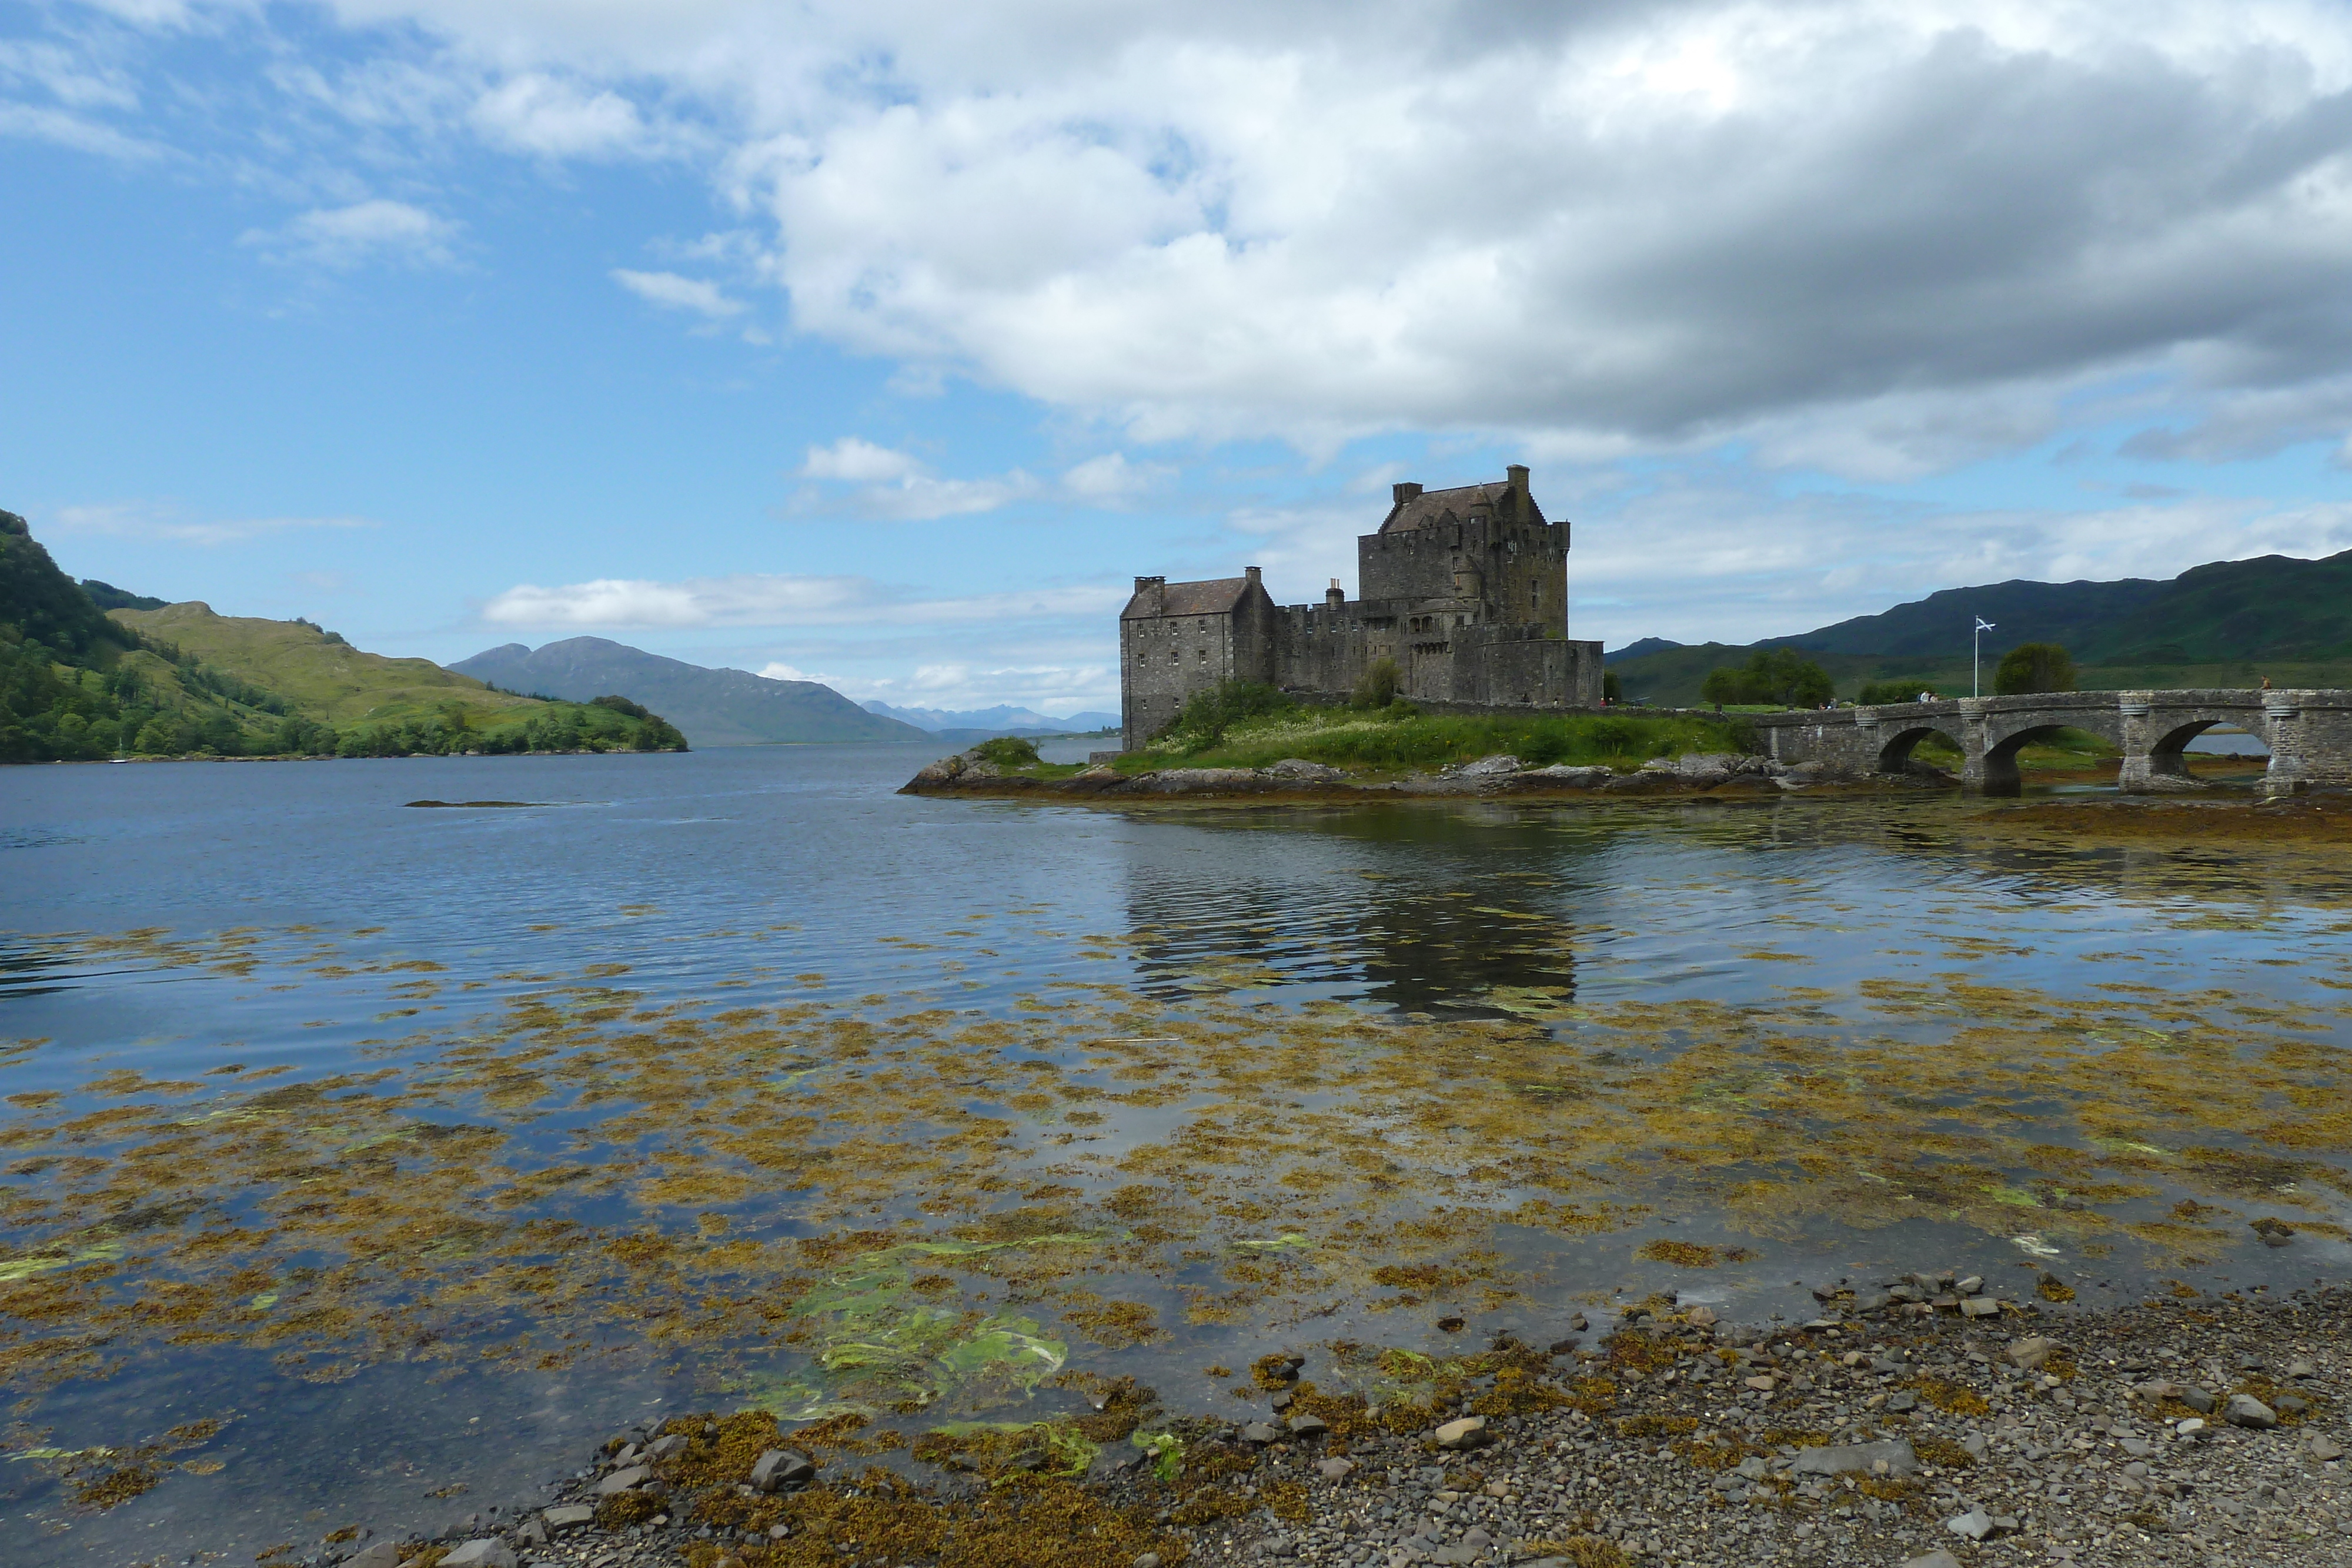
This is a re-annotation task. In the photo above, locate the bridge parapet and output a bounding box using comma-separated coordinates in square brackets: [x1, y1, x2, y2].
[1748, 689, 2352, 797]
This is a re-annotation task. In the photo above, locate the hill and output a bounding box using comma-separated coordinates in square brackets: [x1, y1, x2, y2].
[1608, 549, 2352, 706]
[452, 638, 926, 746]
[2, 508, 686, 762]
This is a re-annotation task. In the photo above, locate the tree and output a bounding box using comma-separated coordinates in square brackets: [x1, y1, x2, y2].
[1602, 668, 1622, 704]
[1857, 678, 1938, 705]
[1994, 642, 2077, 696]
[1700, 647, 1835, 708]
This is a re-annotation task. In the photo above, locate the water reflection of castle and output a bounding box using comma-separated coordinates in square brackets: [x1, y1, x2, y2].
[1118, 808, 1579, 1015]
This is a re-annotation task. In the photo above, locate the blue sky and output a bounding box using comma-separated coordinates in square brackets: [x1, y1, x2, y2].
[7, 1, 2352, 714]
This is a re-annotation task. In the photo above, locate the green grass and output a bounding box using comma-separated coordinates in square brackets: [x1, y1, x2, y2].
[1118, 704, 1741, 775]
[111, 603, 537, 727]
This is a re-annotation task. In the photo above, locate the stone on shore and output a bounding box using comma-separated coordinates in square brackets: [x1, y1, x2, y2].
[439, 1542, 517, 1568]
[2006, 1336, 2057, 1371]
[1792, 1439, 1918, 1477]
[2224, 1393, 2279, 1428]
[345, 1543, 403, 1568]
[596, 1463, 650, 1495]
[542, 1504, 596, 1530]
[1434, 1415, 1488, 1450]
[750, 1448, 817, 1492]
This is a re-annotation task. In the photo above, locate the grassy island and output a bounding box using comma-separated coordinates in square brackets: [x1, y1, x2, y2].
[963, 684, 1742, 783]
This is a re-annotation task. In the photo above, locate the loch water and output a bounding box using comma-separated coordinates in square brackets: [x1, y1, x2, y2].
[2, 745, 2348, 1564]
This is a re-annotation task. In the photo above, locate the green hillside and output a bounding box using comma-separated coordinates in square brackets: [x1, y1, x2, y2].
[1, 509, 687, 763]
[1610, 549, 2352, 706]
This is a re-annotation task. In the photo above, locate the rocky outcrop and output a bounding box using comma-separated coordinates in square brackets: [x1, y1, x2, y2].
[900, 748, 1915, 801]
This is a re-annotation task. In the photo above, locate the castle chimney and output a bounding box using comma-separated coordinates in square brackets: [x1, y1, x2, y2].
[1132, 575, 1165, 614]
[1392, 482, 1423, 505]
[1245, 566, 1262, 587]
[1325, 577, 1345, 610]
[1506, 464, 1529, 494]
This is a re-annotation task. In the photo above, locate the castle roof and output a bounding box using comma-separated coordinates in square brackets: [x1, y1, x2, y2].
[1121, 576, 1257, 618]
[1380, 477, 1546, 534]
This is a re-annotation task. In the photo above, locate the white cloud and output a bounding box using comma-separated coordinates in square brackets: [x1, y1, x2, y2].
[1061, 452, 1168, 502]
[480, 571, 1123, 629]
[240, 199, 459, 269]
[801, 437, 918, 482]
[0, 100, 169, 161]
[797, 437, 1037, 518]
[470, 73, 652, 159]
[613, 268, 746, 318]
[49, 503, 377, 547]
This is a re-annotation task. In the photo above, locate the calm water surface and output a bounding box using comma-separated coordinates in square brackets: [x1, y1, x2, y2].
[3, 745, 2347, 1563]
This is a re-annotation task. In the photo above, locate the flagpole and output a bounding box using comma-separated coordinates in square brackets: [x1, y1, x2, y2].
[1974, 618, 1996, 698]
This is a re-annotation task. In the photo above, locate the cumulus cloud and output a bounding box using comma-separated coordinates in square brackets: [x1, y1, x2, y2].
[613, 268, 746, 318]
[48, 503, 377, 547]
[240, 199, 459, 268]
[480, 571, 1122, 629]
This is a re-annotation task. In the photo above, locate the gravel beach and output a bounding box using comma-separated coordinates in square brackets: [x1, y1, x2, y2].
[315, 1273, 2350, 1568]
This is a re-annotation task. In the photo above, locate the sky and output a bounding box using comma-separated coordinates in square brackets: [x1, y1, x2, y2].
[7, 1, 2352, 716]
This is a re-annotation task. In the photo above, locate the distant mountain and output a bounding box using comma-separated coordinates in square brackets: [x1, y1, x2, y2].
[1608, 549, 2352, 706]
[863, 701, 1117, 733]
[455, 637, 926, 746]
[1604, 637, 1683, 665]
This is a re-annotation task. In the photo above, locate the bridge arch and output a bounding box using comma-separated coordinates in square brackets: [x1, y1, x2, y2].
[1977, 723, 2077, 797]
[1872, 723, 1967, 777]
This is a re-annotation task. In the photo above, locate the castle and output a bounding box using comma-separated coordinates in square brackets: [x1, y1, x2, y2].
[1118, 466, 1605, 750]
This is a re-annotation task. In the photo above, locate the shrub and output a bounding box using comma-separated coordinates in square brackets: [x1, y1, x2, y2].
[1155, 680, 1298, 749]
[590, 693, 652, 720]
[1994, 642, 2077, 696]
[973, 735, 1041, 767]
[1351, 657, 1401, 710]
[1602, 668, 1622, 703]
[1857, 678, 1940, 705]
[1699, 647, 1835, 708]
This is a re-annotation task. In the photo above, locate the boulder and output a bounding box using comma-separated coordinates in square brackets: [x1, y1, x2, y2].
[1791, 1439, 1918, 1477]
[346, 1544, 405, 1568]
[1241, 1423, 1282, 1445]
[542, 1505, 596, 1530]
[1945, 1507, 1995, 1541]
[1451, 754, 1523, 777]
[1261, 758, 1344, 783]
[2179, 1385, 2218, 1414]
[1509, 764, 1612, 789]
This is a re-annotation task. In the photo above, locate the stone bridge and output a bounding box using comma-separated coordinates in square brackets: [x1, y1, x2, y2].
[1748, 690, 2352, 796]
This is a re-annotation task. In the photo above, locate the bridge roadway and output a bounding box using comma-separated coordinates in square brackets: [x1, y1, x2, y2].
[1747, 689, 2352, 797]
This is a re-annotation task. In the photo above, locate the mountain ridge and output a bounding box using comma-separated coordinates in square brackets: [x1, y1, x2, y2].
[453, 637, 926, 747]
[1608, 549, 2352, 706]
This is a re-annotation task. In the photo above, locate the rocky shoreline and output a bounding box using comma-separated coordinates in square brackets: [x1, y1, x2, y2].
[307, 1274, 2347, 1568]
[900, 749, 1938, 802]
